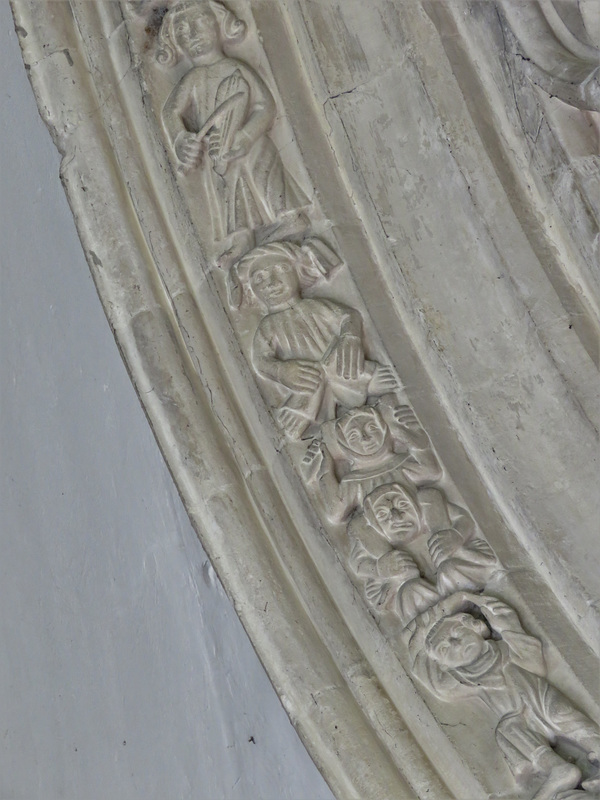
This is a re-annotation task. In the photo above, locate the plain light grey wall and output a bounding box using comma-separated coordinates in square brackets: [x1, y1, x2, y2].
[0, 8, 334, 800]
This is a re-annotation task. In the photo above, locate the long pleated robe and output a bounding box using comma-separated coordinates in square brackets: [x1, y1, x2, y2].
[162, 57, 308, 240]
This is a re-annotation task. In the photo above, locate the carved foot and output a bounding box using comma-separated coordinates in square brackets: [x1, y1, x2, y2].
[531, 763, 582, 800]
[581, 774, 600, 792]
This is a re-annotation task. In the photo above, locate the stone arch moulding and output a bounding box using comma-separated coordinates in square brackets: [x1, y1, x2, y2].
[11, 1, 599, 798]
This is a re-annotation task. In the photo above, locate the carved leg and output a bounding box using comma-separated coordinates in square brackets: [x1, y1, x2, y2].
[496, 713, 581, 798]
[530, 750, 581, 800]
[255, 210, 311, 246]
[581, 775, 600, 792]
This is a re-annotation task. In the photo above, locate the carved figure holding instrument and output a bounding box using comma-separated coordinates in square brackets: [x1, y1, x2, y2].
[157, 0, 309, 253]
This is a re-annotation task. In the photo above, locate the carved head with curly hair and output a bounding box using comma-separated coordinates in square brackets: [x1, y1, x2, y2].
[157, 0, 246, 66]
[230, 240, 338, 309]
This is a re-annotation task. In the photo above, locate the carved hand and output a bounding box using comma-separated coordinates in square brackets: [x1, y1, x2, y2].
[174, 132, 204, 169]
[277, 360, 322, 393]
[224, 129, 253, 162]
[427, 528, 464, 568]
[365, 578, 391, 606]
[477, 596, 523, 633]
[335, 334, 364, 380]
[277, 408, 309, 438]
[393, 406, 430, 449]
[301, 439, 328, 483]
[377, 549, 420, 579]
[207, 128, 222, 162]
[369, 365, 399, 394]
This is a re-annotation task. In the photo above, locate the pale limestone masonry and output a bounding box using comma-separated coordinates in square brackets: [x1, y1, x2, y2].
[11, 2, 599, 797]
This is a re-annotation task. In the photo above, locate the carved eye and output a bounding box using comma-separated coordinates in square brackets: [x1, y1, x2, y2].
[375, 508, 389, 521]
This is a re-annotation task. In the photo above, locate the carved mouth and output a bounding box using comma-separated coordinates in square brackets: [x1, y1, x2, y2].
[356, 441, 383, 454]
[388, 522, 415, 532]
[266, 283, 290, 298]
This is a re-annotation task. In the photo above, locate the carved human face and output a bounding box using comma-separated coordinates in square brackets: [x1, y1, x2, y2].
[426, 614, 490, 669]
[171, 7, 220, 60]
[369, 487, 420, 544]
[337, 409, 387, 456]
[249, 259, 301, 308]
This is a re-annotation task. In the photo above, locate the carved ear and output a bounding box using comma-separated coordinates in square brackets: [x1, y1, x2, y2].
[209, 0, 247, 44]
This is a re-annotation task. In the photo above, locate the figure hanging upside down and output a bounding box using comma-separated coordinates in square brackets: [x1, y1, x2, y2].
[233, 241, 398, 438]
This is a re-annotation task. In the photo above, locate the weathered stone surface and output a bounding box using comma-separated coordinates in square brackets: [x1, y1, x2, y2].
[10, 1, 599, 797]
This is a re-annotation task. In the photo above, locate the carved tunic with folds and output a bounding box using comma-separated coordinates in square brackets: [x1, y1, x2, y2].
[413, 637, 600, 772]
[253, 298, 374, 427]
[254, 298, 353, 365]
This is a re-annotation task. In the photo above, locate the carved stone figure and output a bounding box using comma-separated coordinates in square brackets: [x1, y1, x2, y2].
[234, 241, 397, 438]
[157, 0, 309, 252]
[405, 593, 600, 800]
[348, 483, 498, 622]
[301, 395, 442, 522]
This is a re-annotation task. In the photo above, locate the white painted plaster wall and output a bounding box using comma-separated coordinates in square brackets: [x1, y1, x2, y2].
[0, 9, 334, 800]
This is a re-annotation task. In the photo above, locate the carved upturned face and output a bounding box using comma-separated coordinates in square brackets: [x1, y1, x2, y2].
[366, 486, 421, 545]
[171, 7, 221, 60]
[249, 258, 301, 309]
[425, 613, 490, 669]
[336, 408, 387, 457]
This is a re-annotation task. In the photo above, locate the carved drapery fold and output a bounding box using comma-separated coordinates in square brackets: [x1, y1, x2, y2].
[11, 1, 599, 797]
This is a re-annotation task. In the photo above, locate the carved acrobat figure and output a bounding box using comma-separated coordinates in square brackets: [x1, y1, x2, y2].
[348, 482, 498, 623]
[405, 592, 600, 800]
[157, 0, 308, 253]
[300, 395, 442, 522]
[233, 241, 397, 438]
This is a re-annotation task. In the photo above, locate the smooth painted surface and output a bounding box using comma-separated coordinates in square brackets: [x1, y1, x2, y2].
[0, 9, 334, 800]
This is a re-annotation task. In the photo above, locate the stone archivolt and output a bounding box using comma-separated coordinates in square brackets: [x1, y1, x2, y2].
[12, 0, 599, 797]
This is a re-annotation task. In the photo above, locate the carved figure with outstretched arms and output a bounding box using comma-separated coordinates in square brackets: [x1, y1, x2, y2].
[301, 395, 442, 523]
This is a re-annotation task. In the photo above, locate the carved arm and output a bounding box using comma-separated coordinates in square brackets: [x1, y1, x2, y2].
[252, 326, 321, 393]
[228, 67, 276, 156]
